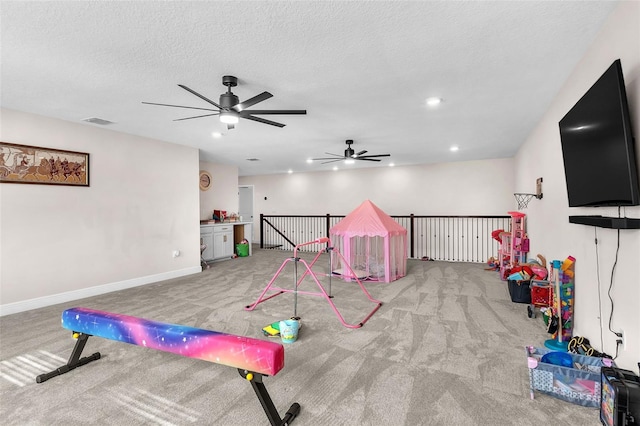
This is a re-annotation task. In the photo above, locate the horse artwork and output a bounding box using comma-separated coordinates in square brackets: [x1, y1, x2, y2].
[0, 142, 89, 186]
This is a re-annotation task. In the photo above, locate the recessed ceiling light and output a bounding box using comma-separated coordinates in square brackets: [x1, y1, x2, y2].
[332, 166, 338, 171]
[426, 97, 442, 106]
[450, 146, 459, 152]
[344, 159, 355, 165]
[306, 159, 313, 164]
[287, 169, 293, 174]
[389, 163, 395, 167]
[212, 132, 222, 138]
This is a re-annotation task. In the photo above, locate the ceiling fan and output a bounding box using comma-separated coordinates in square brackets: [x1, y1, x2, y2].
[312, 140, 391, 164]
[142, 75, 306, 129]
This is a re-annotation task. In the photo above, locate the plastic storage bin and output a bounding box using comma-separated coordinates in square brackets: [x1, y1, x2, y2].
[508, 280, 531, 304]
[526, 346, 614, 407]
[236, 243, 249, 257]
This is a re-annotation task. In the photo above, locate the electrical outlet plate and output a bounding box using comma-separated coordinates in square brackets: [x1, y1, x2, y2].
[616, 330, 626, 350]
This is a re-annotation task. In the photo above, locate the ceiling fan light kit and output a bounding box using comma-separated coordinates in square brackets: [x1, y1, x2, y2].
[219, 111, 239, 124]
[143, 75, 306, 129]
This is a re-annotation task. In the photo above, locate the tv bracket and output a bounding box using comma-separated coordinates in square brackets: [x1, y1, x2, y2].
[514, 178, 543, 209]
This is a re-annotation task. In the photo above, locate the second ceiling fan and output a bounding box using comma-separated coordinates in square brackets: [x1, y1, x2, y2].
[312, 140, 391, 164]
[143, 75, 306, 129]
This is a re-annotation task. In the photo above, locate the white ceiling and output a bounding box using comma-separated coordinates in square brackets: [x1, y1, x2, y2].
[1, 1, 618, 176]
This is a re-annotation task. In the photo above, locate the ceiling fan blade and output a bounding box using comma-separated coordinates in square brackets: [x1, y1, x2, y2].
[142, 102, 218, 112]
[357, 154, 391, 158]
[173, 113, 220, 121]
[321, 159, 344, 164]
[241, 114, 285, 128]
[356, 158, 382, 162]
[239, 110, 307, 115]
[232, 92, 273, 112]
[178, 84, 222, 109]
[355, 150, 368, 157]
[312, 156, 343, 161]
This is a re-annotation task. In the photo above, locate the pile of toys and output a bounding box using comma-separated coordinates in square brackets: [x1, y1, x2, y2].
[506, 254, 548, 282]
[486, 253, 549, 280]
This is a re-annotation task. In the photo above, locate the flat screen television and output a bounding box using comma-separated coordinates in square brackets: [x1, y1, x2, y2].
[559, 59, 639, 207]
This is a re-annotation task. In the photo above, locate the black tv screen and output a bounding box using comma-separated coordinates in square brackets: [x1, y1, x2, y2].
[559, 59, 639, 207]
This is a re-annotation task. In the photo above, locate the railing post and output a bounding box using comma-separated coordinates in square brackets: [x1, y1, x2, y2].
[260, 214, 264, 249]
[326, 214, 331, 239]
[409, 214, 415, 259]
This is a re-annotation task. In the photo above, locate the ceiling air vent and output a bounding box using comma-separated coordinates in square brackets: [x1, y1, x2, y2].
[82, 117, 114, 125]
[246, 158, 260, 162]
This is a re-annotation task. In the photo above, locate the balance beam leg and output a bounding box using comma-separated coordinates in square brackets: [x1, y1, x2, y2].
[238, 369, 300, 426]
[36, 333, 101, 383]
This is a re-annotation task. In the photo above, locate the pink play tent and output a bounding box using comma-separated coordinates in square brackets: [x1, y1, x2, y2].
[330, 200, 407, 283]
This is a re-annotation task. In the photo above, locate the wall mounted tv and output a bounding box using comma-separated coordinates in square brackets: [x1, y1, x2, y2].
[559, 59, 640, 229]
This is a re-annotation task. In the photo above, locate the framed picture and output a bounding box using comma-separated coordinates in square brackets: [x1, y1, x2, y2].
[0, 142, 90, 186]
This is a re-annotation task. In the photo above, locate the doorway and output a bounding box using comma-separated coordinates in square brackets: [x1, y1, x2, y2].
[239, 185, 254, 224]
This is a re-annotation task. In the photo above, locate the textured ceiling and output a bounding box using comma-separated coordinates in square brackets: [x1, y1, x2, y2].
[0, 1, 618, 176]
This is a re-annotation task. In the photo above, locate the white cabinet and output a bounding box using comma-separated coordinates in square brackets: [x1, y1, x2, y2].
[200, 222, 253, 263]
[200, 227, 214, 261]
[213, 225, 234, 259]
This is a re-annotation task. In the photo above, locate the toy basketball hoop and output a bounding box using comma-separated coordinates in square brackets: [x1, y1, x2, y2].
[514, 193, 536, 209]
[514, 177, 544, 209]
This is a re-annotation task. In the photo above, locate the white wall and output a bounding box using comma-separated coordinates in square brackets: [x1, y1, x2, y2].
[239, 159, 516, 243]
[239, 157, 516, 238]
[198, 161, 239, 221]
[0, 109, 201, 314]
[515, 1, 639, 370]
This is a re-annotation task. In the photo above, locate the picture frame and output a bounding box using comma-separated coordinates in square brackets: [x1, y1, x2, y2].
[0, 142, 90, 187]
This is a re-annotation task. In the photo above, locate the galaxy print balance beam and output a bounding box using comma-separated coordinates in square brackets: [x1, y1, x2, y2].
[37, 307, 300, 426]
[51, 307, 285, 375]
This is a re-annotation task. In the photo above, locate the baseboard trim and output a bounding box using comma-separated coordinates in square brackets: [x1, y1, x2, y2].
[0, 267, 202, 317]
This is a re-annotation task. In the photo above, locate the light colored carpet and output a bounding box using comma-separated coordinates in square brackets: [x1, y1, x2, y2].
[0, 249, 601, 425]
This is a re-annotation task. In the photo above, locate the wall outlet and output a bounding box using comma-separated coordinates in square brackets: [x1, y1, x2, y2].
[172, 250, 180, 258]
[616, 330, 626, 350]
